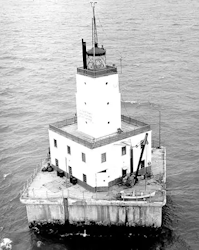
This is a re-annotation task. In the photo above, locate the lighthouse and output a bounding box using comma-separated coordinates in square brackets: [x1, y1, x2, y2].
[20, 3, 166, 230]
[48, 3, 152, 191]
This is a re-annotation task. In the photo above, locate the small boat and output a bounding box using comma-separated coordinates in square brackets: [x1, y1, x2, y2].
[120, 190, 156, 200]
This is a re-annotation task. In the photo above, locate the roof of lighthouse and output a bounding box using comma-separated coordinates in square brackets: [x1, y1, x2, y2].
[87, 45, 106, 56]
[49, 115, 150, 149]
[78, 4, 116, 76]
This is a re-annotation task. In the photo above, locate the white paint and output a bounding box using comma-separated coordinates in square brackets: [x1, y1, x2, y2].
[76, 73, 121, 138]
[48, 65, 152, 189]
[49, 129, 151, 189]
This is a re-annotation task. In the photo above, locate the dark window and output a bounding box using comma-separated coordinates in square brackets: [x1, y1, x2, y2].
[122, 146, 126, 155]
[108, 121, 110, 124]
[141, 160, 145, 168]
[107, 102, 109, 105]
[69, 166, 72, 175]
[106, 82, 108, 85]
[55, 158, 59, 167]
[67, 146, 71, 155]
[83, 174, 87, 183]
[84, 82, 86, 85]
[82, 153, 86, 162]
[122, 169, 127, 176]
[101, 153, 106, 163]
[54, 139, 57, 148]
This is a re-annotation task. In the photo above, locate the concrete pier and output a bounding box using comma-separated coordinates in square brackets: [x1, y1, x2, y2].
[20, 147, 166, 229]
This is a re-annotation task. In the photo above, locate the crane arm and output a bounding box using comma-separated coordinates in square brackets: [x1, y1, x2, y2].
[134, 133, 148, 185]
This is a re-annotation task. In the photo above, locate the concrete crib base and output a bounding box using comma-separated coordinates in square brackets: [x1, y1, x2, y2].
[22, 197, 164, 233]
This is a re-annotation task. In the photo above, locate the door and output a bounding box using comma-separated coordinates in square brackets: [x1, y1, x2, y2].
[96, 170, 108, 187]
[130, 147, 133, 173]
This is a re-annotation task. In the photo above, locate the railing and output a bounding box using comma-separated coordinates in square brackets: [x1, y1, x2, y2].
[20, 161, 44, 198]
[49, 115, 150, 149]
[49, 124, 92, 148]
[21, 184, 164, 203]
[121, 115, 148, 127]
[77, 65, 117, 78]
[51, 116, 77, 128]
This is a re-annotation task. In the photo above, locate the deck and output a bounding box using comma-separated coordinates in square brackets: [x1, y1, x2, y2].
[49, 115, 151, 149]
[21, 148, 166, 205]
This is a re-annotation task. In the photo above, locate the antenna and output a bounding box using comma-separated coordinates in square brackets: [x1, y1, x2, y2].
[90, 1, 98, 69]
[90, 2, 98, 46]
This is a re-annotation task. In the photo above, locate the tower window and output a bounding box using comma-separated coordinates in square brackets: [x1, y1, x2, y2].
[108, 121, 110, 124]
[84, 82, 86, 85]
[106, 82, 108, 85]
[54, 139, 57, 148]
[55, 158, 59, 167]
[67, 146, 71, 155]
[122, 146, 126, 155]
[82, 153, 86, 162]
[107, 102, 109, 105]
[101, 153, 106, 163]
[84, 102, 86, 105]
[83, 174, 87, 183]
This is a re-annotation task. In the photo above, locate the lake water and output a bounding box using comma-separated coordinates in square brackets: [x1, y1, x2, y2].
[0, 0, 199, 249]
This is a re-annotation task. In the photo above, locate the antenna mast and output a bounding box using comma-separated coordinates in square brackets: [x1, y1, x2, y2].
[90, 2, 98, 69]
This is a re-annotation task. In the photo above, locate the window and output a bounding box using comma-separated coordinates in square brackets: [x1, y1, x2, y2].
[122, 169, 127, 176]
[101, 153, 106, 163]
[67, 146, 71, 155]
[69, 166, 72, 175]
[106, 82, 108, 85]
[83, 174, 87, 183]
[55, 158, 59, 167]
[122, 146, 126, 155]
[54, 139, 57, 148]
[141, 160, 145, 168]
[82, 153, 86, 162]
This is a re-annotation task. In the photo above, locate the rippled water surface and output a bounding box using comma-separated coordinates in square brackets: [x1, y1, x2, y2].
[0, 0, 199, 249]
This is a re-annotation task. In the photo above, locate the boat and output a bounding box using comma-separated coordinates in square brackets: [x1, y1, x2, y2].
[120, 190, 156, 200]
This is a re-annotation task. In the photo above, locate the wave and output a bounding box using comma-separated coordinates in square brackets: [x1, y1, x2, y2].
[122, 100, 138, 105]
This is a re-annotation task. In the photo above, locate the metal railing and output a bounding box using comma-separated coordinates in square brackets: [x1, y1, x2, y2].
[121, 115, 148, 127]
[20, 162, 43, 198]
[49, 115, 150, 149]
[51, 116, 77, 128]
[20, 184, 164, 203]
[77, 65, 117, 78]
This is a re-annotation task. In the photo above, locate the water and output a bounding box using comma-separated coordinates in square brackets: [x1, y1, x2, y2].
[0, 0, 199, 249]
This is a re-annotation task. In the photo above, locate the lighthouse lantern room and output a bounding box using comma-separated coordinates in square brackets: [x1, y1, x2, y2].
[48, 3, 152, 191]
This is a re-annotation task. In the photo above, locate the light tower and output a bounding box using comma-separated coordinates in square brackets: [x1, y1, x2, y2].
[76, 3, 121, 138]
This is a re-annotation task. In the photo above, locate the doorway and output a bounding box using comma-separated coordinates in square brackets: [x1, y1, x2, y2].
[130, 147, 133, 173]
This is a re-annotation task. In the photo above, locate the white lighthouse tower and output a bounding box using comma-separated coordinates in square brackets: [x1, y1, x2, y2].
[48, 3, 152, 191]
[76, 3, 121, 138]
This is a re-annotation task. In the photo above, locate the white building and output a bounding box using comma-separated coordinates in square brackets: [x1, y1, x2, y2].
[48, 5, 152, 192]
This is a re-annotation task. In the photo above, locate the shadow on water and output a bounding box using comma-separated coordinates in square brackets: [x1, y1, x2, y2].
[29, 196, 192, 250]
